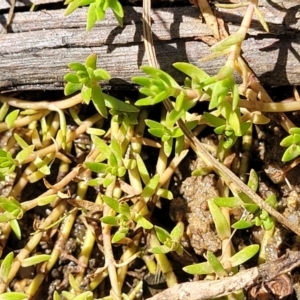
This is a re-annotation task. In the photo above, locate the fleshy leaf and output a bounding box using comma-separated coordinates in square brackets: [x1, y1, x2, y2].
[229, 245, 259, 267]
[183, 262, 213, 275]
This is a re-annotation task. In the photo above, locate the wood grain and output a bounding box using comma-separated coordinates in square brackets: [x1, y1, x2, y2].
[0, 2, 299, 91]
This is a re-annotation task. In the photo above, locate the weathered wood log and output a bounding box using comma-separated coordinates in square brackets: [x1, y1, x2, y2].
[0, 1, 300, 91]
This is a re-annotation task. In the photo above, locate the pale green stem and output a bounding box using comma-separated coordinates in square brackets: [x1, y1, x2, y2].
[257, 224, 275, 265]
[73, 182, 96, 286]
[128, 109, 149, 193]
[0, 93, 83, 110]
[0, 110, 49, 133]
[149, 229, 177, 287]
[2, 201, 68, 293]
[23, 113, 102, 164]
[239, 124, 252, 182]
[26, 209, 78, 297]
[117, 232, 142, 289]
[102, 179, 122, 300]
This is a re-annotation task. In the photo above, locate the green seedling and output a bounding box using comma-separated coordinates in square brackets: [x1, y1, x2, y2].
[204, 102, 251, 149]
[65, 55, 138, 118]
[86, 135, 126, 187]
[100, 195, 153, 243]
[133, 66, 181, 106]
[135, 155, 173, 200]
[64, 0, 124, 29]
[64, 54, 111, 117]
[183, 245, 259, 276]
[14, 133, 35, 164]
[214, 170, 277, 231]
[58, 274, 93, 300]
[145, 118, 197, 157]
[0, 196, 23, 222]
[149, 222, 184, 255]
[280, 127, 300, 162]
[0, 149, 15, 181]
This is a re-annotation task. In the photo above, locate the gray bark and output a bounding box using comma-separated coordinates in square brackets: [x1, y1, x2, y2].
[0, 1, 300, 90]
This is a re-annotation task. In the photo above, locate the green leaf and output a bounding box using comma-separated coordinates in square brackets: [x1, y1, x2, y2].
[141, 174, 160, 200]
[5, 110, 19, 129]
[204, 112, 225, 128]
[72, 291, 93, 300]
[109, 0, 124, 18]
[16, 145, 34, 164]
[68, 273, 80, 292]
[164, 137, 173, 157]
[108, 152, 118, 169]
[14, 134, 29, 150]
[141, 66, 180, 89]
[232, 82, 240, 110]
[79, 85, 91, 104]
[145, 119, 165, 130]
[208, 200, 231, 240]
[148, 128, 165, 138]
[289, 127, 300, 135]
[94, 68, 111, 81]
[68, 62, 86, 72]
[207, 251, 227, 277]
[91, 84, 107, 118]
[53, 291, 61, 300]
[36, 195, 57, 206]
[85, 162, 109, 174]
[247, 169, 259, 192]
[174, 90, 185, 111]
[92, 135, 111, 158]
[0, 252, 14, 282]
[183, 262, 213, 275]
[231, 219, 253, 229]
[214, 197, 242, 208]
[262, 217, 274, 231]
[64, 0, 81, 16]
[102, 195, 120, 213]
[149, 245, 171, 254]
[265, 193, 277, 209]
[103, 175, 115, 187]
[167, 108, 185, 127]
[154, 225, 170, 243]
[85, 53, 97, 70]
[64, 73, 80, 83]
[119, 201, 131, 219]
[135, 153, 150, 184]
[282, 144, 300, 162]
[173, 62, 210, 86]
[0, 292, 28, 300]
[156, 188, 173, 200]
[192, 167, 212, 176]
[254, 5, 269, 32]
[20, 254, 51, 267]
[170, 222, 184, 242]
[101, 216, 118, 226]
[229, 245, 259, 267]
[135, 215, 153, 229]
[104, 93, 139, 113]
[0, 212, 17, 222]
[64, 82, 83, 96]
[112, 230, 127, 243]
[0, 197, 21, 213]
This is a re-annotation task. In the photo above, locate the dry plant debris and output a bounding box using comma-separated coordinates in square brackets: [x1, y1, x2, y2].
[0, 0, 300, 300]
